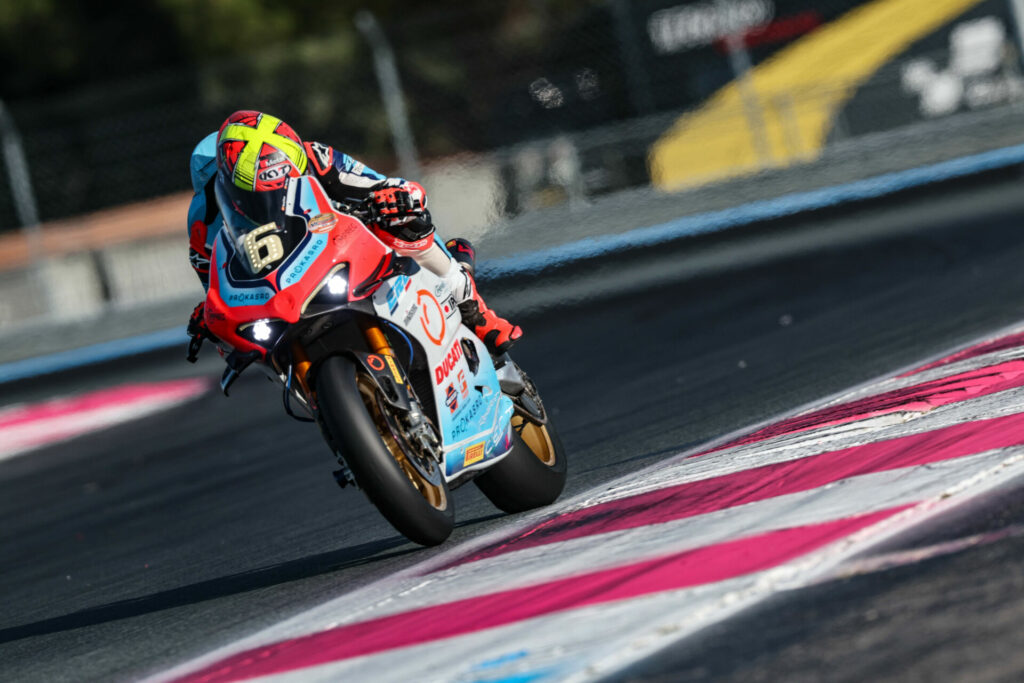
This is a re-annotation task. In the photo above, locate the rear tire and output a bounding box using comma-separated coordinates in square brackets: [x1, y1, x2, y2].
[474, 410, 567, 514]
[315, 355, 454, 546]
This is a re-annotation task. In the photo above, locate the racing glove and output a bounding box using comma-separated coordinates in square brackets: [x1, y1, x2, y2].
[369, 181, 427, 227]
[186, 300, 219, 363]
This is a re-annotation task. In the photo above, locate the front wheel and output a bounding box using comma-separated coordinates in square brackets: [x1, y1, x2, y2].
[315, 355, 454, 546]
[474, 373, 567, 513]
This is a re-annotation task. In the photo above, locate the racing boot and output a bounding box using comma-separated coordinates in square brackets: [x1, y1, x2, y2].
[445, 238, 523, 356]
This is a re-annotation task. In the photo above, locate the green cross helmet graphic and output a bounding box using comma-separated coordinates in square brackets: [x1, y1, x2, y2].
[219, 113, 308, 190]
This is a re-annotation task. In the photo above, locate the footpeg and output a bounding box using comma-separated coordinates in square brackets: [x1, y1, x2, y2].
[333, 459, 357, 489]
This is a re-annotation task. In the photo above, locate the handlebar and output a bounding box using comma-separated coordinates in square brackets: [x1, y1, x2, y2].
[332, 199, 374, 224]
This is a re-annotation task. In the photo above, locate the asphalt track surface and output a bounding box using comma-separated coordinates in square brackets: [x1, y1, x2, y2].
[5, 171, 1024, 681]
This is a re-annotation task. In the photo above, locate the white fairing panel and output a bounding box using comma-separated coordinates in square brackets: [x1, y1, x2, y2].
[371, 266, 514, 481]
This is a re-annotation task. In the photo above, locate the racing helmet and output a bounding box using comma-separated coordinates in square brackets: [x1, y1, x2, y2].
[214, 111, 310, 275]
[215, 110, 308, 192]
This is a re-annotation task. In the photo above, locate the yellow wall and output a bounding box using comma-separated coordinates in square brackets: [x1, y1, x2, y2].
[649, 0, 986, 191]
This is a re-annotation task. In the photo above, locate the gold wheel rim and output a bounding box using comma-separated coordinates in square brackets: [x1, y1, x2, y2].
[357, 374, 447, 510]
[512, 414, 557, 466]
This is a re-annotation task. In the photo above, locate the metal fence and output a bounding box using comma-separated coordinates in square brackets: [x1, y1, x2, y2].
[4, 0, 980, 229]
[2, 0, 1024, 349]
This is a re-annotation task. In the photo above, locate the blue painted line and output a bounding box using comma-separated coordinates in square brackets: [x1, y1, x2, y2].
[0, 326, 187, 384]
[477, 142, 1024, 279]
[469, 671, 556, 683]
[5, 141, 1024, 383]
[472, 650, 530, 671]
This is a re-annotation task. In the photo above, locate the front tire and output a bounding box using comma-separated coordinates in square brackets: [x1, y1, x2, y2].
[315, 355, 454, 546]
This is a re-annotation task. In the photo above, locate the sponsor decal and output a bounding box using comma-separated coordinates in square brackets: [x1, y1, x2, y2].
[387, 275, 411, 314]
[463, 441, 486, 466]
[309, 141, 333, 171]
[281, 238, 323, 286]
[456, 369, 469, 397]
[901, 17, 1024, 119]
[402, 304, 419, 326]
[393, 235, 432, 251]
[189, 252, 210, 271]
[257, 162, 291, 183]
[366, 354, 386, 372]
[261, 151, 286, 166]
[487, 420, 511, 453]
[648, 0, 774, 54]
[227, 291, 272, 305]
[434, 343, 463, 385]
[417, 289, 446, 346]
[308, 213, 337, 233]
[384, 354, 404, 386]
[451, 396, 485, 440]
[445, 384, 459, 414]
[443, 296, 458, 318]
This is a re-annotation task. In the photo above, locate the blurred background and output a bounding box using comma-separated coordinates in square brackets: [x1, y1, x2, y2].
[2, 0, 1024, 357]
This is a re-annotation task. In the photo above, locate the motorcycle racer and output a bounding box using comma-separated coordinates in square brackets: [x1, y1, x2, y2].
[186, 110, 521, 360]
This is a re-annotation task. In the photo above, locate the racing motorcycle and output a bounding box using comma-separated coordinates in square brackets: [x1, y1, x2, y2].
[201, 173, 567, 546]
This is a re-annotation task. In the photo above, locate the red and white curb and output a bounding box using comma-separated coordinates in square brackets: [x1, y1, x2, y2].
[0, 378, 210, 461]
[152, 327, 1024, 683]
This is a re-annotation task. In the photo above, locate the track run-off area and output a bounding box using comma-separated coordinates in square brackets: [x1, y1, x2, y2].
[5, 171, 1024, 681]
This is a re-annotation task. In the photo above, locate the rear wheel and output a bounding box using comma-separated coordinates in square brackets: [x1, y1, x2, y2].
[474, 372, 567, 513]
[315, 355, 453, 546]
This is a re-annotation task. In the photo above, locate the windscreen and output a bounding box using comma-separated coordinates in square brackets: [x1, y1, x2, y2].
[214, 173, 307, 277]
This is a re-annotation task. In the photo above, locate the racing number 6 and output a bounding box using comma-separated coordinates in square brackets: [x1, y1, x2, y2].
[242, 223, 285, 272]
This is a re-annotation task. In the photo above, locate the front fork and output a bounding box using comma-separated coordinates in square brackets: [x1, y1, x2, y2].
[358, 319, 411, 407]
[291, 343, 313, 397]
[285, 321, 396, 411]
[359, 319, 441, 462]
[361, 319, 394, 360]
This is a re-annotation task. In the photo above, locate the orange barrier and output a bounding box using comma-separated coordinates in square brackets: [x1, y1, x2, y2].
[0, 192, 190, 271]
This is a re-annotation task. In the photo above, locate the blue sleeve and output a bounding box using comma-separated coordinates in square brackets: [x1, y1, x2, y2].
[189, 132, 219, 193]
[335, 151, 387, 184]
[186, 132, 223, 251]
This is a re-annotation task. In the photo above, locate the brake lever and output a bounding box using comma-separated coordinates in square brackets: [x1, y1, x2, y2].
[331, 198, 374, 223]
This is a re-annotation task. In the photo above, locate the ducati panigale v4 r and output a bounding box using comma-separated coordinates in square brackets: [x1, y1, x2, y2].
[202, 174, 567, 546]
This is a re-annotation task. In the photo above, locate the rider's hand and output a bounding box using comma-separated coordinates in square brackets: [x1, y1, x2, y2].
[186, 301, 219, 363]
[187, 301, 217, 339]
[369, 181, 427, 226]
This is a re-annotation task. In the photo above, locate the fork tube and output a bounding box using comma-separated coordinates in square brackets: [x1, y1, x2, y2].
[291, 342, 313, 395]
[361, 320, 395, 357]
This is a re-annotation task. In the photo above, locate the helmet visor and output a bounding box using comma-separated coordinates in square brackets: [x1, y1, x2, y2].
[214, 173, 305, 276]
